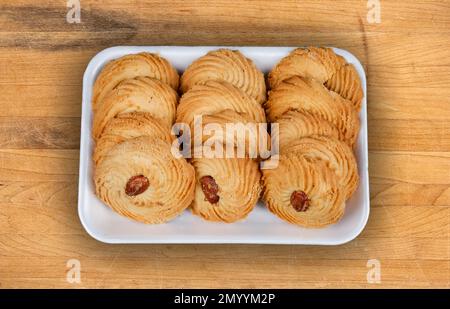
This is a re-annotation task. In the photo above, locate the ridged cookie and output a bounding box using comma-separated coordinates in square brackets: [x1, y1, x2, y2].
[92, 52, 179, 111]
[325, 64, 363, 110]
[94, 137, 195, 224]
[93, 112, 173, 165]
[262, 155, 345, 228]
[187, 109, 270, 159]
[265, 76, 359, 146]
[180, 49, 266, 104]
[283, 136, 359, 199]
[271, 110, 344, 151]
[268, 47, 362, 110]
[92, 76, 178, 140]
[190, 156, 261, 223]
[268, 47, 345, 89]
[176, 80, 266, 126]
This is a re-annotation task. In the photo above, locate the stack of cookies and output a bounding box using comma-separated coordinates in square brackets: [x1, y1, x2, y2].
[92, 53, 195, 224]
[177, 49, 267, 222]
[262, 47, 362, 227]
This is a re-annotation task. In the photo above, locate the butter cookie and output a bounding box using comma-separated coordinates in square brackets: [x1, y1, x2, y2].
[180, 49, 266, 104]
[176, 80, 266, 126]
[262, 155, 345, 227]
[92, 52, 179, 111]
[271, 110, 344, 151]
[265, 76, 359, 146]
[93, 112, 172, 165]
[190, 156, 261, 223]
[283, 136, 359, 199]
[92, 76, 178, 140]
[94, 137, 195, 224]
[268, 47, 362, 110]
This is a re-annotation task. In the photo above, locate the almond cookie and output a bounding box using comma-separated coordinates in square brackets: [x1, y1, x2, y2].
[284, 136, 359, 200]
[93, 112, 173, 165]
[265, 76, 359, 146]
[180, 49, 266, 104]
[271, 110, 344, 151]
[92, 52, 179, 111]
[262, 155, 345, 228]
[268, 47, 362, 110]
[190, 156, 261, 223]
[94, 137, 195, 224]
[188, 109, 270, 159]
[176, 80, 266, 126]
[92, 76, 178, 140]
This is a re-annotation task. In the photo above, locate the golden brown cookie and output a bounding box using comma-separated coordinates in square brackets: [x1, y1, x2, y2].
[180, 49, 266, 104]
[92, 52, 179, 111]
[94, 137, 195, 224]
[190, 156, 261, 223]
[325, 64, 363, 110]
[268, 47, 345, 89]
[187, 109, 270, 159]
[271, 110, 344, 151]
[176, 80, 266, 126]
[93, 112, 173, 165]
[283, 136, 359, 200]
[268, 47, 362, 110]
[262, 154, 345, 228]
[265, 76, 359, 146]
[92, 76, 178, 140]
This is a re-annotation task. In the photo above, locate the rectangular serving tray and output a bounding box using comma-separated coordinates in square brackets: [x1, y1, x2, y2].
[78, 46, 369, 245]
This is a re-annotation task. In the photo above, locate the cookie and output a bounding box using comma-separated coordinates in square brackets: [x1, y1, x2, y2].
[186, 109, 270, 159]
[176, 80, 266, 126]
[262, 154, 345, 228]
[180, 49, 266, 104]
[268, 47, 362, 110]
[325, 64, 363, 110]
[268, 47, 345, 88]
[92, 52, 179, 111]
[265, 76, 359, 146]
[92, 76, 178, 140]
[271, 110, 344, 151]
[94, 136, 195, 224]
[93, 112, 173, 165]
[190, 156, 261, 223]
[283, 136, 359, 199]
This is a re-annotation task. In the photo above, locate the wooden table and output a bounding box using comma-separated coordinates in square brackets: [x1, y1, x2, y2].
[1, 0, 449, 288]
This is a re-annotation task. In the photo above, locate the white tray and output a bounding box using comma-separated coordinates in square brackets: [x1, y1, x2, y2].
[78, 46, 369, 245]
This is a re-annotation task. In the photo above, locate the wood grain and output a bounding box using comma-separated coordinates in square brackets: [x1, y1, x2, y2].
[0, 0, 449, 288]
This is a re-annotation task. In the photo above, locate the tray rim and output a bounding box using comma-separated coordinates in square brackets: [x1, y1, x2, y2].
[78, 45, 370, 245]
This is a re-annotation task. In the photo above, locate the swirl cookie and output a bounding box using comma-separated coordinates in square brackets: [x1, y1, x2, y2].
[284, 136, 359, 199]
[180, 49, 266, 104]
[268, 47, 362, 110]
[268, 47, 345, 88]
[187, 109, 270, 159]
[325, 64, 363, 110]
[92, 76, 178, 140]
[271, 110, 344, 151]
[265, 76, 359, 146]
[92, 52, 179, 111]
[93, 112, 173, 165]
[262, 155, 345, 228]
[176, 80, 266, 126]
[94, 137, 195, 224]
[190, 156, 261, 223]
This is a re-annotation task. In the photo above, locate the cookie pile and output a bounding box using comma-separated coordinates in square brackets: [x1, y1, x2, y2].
[177, 49, 267, 222]
[262, 47, 362, 227]
[92, 53, 195, 224]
